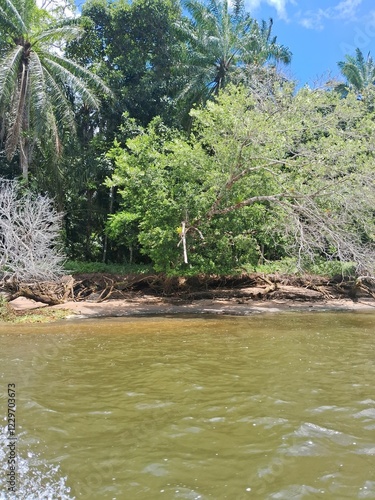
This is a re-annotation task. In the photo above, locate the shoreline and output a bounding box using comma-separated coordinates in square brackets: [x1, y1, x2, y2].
[47, 295, 375, 319]
[7, 274, 375, 321]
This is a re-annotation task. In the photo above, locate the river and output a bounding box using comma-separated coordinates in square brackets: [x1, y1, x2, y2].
[0, 312, 375, 499]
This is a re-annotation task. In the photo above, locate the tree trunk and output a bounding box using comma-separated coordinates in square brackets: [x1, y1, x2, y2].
[20, 60, 30, 183]
[102, 186, 114, 263]
[19, 135, 29, 183]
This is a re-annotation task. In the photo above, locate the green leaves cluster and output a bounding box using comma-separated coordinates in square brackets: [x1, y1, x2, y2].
[337, 48, 375, 94]
[107, 85, 375, 274]
[176, 0, 291, 110]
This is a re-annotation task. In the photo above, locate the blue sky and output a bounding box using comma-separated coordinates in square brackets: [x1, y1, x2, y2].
[246, 0, 375, 86]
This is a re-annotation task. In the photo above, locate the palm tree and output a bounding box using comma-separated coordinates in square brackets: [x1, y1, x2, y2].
[243, 17, 292, 66]
[337, 48, 375, 94]
[0, 0, 111, 181]
[177, 0, 291, 105]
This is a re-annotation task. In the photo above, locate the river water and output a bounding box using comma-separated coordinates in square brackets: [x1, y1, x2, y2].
[0, 312, 375, 499]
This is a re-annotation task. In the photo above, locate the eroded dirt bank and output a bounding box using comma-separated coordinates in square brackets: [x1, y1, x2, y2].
[6, 273, 375, 318]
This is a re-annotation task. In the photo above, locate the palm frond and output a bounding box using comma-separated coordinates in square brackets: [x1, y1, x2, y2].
[338, 60, 363, 91]
[0, 5, 20, 37]
[5, 59, 28, 160]
[233, 0, 244, 20]
[0, 0, 111, 178]
[0, 45, 23, 113]
[267, 42, 292, 64]
[42, 63, 76, 132]
[334, 82, 349, 97]
[42, 52, 112, 98]
[33, 23, 83, 47]
[0, 0, 28, 34]
[178, 0, 291, 108]
[183, 0, 208, 28]
[338, 48, 375, 91]
[28, 51, 48, 137]
[49, 111, 63, 156]
[14, 0, 36, 30]
[355, 48, 365, 75]
[209, 0, 222, 22]
[42, 56, 102, 110]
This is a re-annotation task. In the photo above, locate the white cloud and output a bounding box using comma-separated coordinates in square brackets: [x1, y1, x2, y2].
[244, 0, 364, 31]
[297, 0, 362, 30]
[298, 10, 326, 31]
[335, 0, 362, 19]
[245, 0, 294, 20]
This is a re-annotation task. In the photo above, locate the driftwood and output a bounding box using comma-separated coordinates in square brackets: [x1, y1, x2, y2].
[4, 275, 75, 305]
[69, 273, 375, 302]
[2, 272, 375, 305]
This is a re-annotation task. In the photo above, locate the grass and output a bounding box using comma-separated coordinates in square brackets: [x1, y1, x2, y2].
[64, 258, 358, 279]
[244, 257, 357, 277]
[10, 308, 73, 324]
[0, 296, 73, 323]
[64, 260, 154, 275]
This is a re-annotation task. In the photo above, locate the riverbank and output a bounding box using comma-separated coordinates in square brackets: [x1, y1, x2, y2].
[5, 272, 375, 321]
[8, 292, 375, 321]
[52, 295, 375, 318]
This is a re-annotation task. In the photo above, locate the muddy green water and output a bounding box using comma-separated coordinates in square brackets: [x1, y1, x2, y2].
[0, 312, 375, 499]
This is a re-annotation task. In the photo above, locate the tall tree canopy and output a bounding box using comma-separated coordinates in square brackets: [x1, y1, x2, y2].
[107, 86, 375, 274]
[0, 0, 111, 180]
[176, 0, 292, 107]
[67, 0, 183, 128]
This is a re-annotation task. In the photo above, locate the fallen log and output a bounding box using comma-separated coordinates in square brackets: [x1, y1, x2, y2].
[4, 275, 75, 305]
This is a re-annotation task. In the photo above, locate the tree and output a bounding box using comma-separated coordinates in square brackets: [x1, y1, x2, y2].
[60, 0, 184, 261]
[337, 48, 375, 94]
[66, 0, 184, 128]
[0, 0, 111, 181]
[107, 86, 375, 275]
[176, 0, 291, 107]
[0, 179, 64, 281]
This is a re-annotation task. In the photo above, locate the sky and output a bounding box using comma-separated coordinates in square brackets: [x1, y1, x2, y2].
[246, 0, 375, 86]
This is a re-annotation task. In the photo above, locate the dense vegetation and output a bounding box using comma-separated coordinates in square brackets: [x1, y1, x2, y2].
[1, 0, 375, 279]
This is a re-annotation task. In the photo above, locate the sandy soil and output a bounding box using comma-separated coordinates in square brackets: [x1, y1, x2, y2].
[43, 295, 375, 318]
[8, 275, 375, 319]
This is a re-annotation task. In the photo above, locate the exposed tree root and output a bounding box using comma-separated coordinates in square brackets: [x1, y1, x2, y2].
[2, 272, 375, 305]
[4, 275, 75, 305]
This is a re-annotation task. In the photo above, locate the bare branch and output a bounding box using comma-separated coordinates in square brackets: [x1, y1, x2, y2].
[208, 193, 287, 217]
[0, 179, 65, 282]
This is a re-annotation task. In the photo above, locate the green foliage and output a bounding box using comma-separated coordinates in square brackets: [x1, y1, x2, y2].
[38, 0, 292, 263]
[66, 0, 184, 128]
[0, 293, 71, 323]
[0, 0, 111, 180]
[253, 258, 356, 277]
[108, 85, 375, 275]
[337, 48, 375, 94]
[64, 260, 153, 275]
[2, 0, 374, 278]
[107, 92, 283, 272]
[0, 294, 16, 322]
[176, 0, 291, 109]
[307, 260, 357, 278]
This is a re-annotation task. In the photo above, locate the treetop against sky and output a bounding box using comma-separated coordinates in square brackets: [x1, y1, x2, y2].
[243, 0, 375, 86]
[41, 0, 375, 87]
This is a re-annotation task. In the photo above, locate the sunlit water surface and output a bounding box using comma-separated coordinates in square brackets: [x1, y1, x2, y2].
[0, 312, 375, 499]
